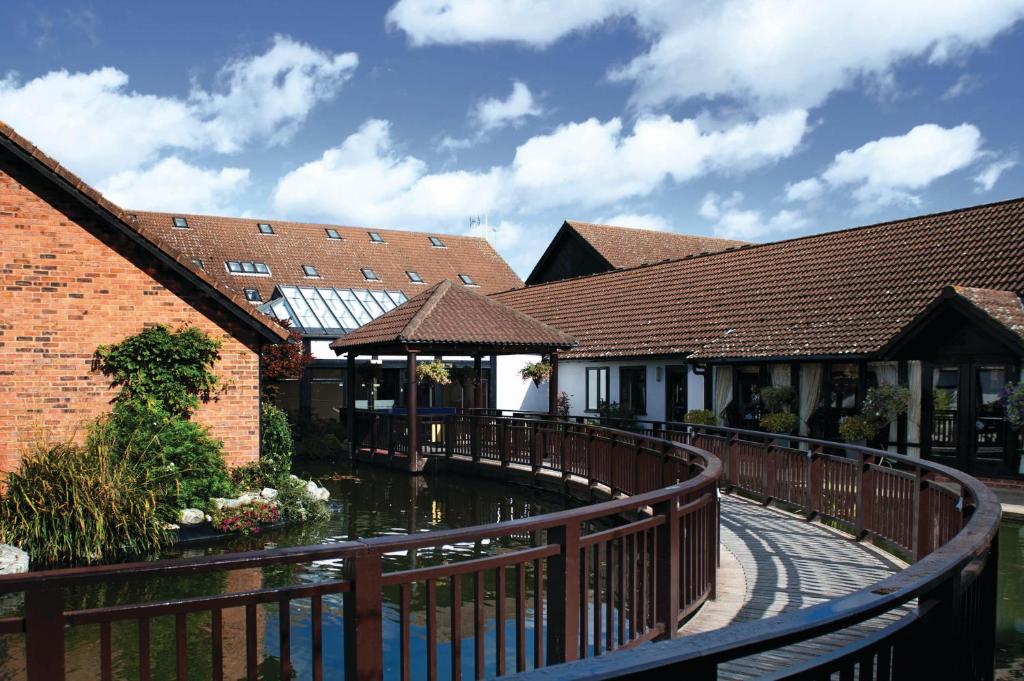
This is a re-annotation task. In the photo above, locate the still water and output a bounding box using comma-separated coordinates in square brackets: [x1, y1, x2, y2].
[996, 520, 1024, 679]
[0, 462, 573, 680]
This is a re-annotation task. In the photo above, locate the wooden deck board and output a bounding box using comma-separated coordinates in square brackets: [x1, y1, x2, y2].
[685, 493, 914, 679]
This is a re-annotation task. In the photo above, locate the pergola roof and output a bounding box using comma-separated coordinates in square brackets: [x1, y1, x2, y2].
[330, 279, 576, 355]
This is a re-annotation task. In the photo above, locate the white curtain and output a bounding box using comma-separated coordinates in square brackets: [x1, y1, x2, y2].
[907, 361, 922, 457]
[869, 361, 899, 449]
[714, 366, 733, 424]
[799, 363, 823, 436]
[770, 364, 791, 387]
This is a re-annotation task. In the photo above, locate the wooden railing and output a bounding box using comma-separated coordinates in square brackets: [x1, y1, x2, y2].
[0, 414, 721, 681]
[472, 411, 1002, 681]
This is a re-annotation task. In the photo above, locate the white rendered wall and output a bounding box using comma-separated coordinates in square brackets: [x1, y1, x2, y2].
[557, 360, 704, 422]
[495, 355, 547, 411]
[688, 365, 706, 412]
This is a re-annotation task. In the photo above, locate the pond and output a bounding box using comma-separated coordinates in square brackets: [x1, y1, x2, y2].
[0, 462, 575, 680]
[996, 519, 1023, 680]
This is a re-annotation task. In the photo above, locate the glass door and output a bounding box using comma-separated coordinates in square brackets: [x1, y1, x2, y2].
[930, 366, 960, 464]
[665, 365, 688, 423]
[971, 365, 1008, 473]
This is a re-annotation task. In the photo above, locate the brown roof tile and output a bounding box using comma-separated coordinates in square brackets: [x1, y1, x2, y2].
[952, 286, 1024, 343]
[0, 120, 288, 341]
[495, 198, 1024, 360]
[130, 211, 522, 303]
[331, 279, 575, 353]
[566, 220, 748, 268]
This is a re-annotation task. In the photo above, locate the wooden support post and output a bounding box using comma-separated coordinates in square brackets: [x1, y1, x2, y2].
[545, 521, 580, 665]
[25, 586, 65, 681]
[549, 350, 560, 417]
[472, 355, 483, 461]
[407, 349, 419, 473]
[654, 498, 680, 638]
[346, 354, 356, 460]
[343, 551, 384, 680]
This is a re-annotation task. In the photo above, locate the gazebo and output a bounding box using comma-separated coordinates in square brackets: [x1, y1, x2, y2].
[330, 279, 576, 472]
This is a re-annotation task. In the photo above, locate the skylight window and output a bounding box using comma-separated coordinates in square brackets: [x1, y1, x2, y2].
[325, 228, 342, 240]
[225, 261, 271, 276]
[172, 216, 189, 229]
[361, 268, 379, 281]
[406, 270, 423, 283]
[244, 288, 262, 302]
[368, 231, 385, 243]
[303, 264, 320, 277]
[258, 223, 274, 235]
[429, 236, 446, 248]
[458, 273, 476, 286]
[192, 258, 205, 271]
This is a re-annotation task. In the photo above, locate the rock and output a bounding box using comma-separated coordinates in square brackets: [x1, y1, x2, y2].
[0, 545, 29, 574]
[163, 522, 180, 531]
[289, 474, 299, 480]
[179, 508, 205, 526]
[205, 514, 212, 522]
[315, 487, 330, 501]
[305, 480, 319, 495]
[237, 493, 255, 505]
[260, 487, 278, 500]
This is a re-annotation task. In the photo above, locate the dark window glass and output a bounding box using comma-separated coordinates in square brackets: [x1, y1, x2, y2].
[368, 231, 385, 243]
[619, 366, 647, 415]
[429, 236, 445, 247]
[226, 261, 242, 273]
[325, 228, 341, 239]
[361, 268, 379, 281]
[257, 223, 274, 234]
[406, 271, 423, 283]
[458, 273, 476, 285]
[172, 216, 189, 229]
[830, 363, 859, 412]
[244, 288, 262, 302]
[585, 367, 609, 412]
[303, 264, 320, 277]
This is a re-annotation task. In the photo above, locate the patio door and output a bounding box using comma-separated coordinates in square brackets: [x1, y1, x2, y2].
[665, 365, 688, 422]
[927, 362, 1014, 475]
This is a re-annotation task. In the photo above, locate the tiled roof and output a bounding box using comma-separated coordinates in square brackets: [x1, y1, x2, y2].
[495, 198, 1024, 361]
[130, 211, 522, 304]
[952, 286, 1024, 344]
[0, 121, 288, 341]
[331, 279, 576, 353]
[566, 220, 749, 268]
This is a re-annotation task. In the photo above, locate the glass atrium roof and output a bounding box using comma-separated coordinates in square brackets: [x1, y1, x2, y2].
[258, 286, 407, 337]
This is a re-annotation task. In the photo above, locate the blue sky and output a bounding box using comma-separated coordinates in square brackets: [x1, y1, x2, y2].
[1, 1, 1022, 277]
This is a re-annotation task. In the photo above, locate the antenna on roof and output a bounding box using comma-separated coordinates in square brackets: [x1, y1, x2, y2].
[469, 214, 492, 243]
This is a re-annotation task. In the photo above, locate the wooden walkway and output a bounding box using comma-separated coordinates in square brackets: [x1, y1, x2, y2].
[683, 493, 914, 679]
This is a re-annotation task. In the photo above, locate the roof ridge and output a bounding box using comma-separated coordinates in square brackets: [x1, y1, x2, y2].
[566, 219, 747, 243]
[402, 279, 452, 340]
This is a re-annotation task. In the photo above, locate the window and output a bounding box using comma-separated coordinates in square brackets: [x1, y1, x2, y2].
[192, 258, 205, 271]
[585, 367, 609, 412]
[172, 216, 189, 229]
[429, 236, 446, 248]
[458, 273, 476, 286]
[620, 366, 647, 415]
[257, 223, 274, 235]
[325, 228, 342, 240]
[302, 264, 320, 277]
[368, 231, 385, 243]
[225, 261, 271, 275]
[244, 288, 262, 302]
[406, 270, 423, 283]
[361, 268, 379, 281]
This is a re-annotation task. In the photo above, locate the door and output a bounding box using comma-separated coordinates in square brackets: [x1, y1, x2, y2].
[665, 365, 688, 422]
[970, 364, 1010, 476]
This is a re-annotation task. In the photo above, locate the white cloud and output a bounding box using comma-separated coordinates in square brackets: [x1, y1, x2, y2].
[473, 81, 542, 131]
[598, 212, 671, 230]
[388, 0, 1024, 112]
[784, 177, 824, 202]
[820, 123, 985, 209]
[0, 35, 356, 194]
[101, 158, 250, 214]
[973, 157, 1017, 192]
[700, 193, 809, 240]
[276, 110, 809, 227]
[942, 73, 980, 100]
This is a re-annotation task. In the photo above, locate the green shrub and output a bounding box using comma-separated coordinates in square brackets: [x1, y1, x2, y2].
[259, 403, 294, 485]
[276, 476, 330, 524]
[95, 325, 222, 418]
[0, 436, 177, 567]
[838, 415, 876, 443]
[683, 409, 718, 426]
[861, 385, 911, 431]
[761, 386, 796, 414]
[759, 412, 799, 434]
[1003, 382, 1024, 432]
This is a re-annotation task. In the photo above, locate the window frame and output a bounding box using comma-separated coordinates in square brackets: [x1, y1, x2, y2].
[458, 273, 476, 286]
[361, 268, 380, 281]
[325, 228, 342, 240]
[368, 231, 385, 243]
[257, 223, 275, 235]
[225, 260, 271, 276]
[585, 367, 610, 413]
[429, 236, 446, 248]
[406, 270, 424, 283]
[302, 264, 320, 277]
[172, 216, 189, 229]
[243, 288, 262, 302]
[619, 366, 647, 415]
[192, 258, 205, 271]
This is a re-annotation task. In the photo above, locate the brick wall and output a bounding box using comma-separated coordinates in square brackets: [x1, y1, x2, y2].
[0, 150, 263, 472]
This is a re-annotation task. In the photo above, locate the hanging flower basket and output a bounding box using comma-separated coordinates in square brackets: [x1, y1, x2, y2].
[519, 361, 553, 387]
[417, 359, 451, 386]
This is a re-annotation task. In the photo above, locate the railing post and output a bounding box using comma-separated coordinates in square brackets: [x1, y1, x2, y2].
[727, 433, 739, 489]
[764, 443, 776, 505]
[530, 421, 541, 474]
[807, 446, 824, 521]
[343, 550, 384, 680]
[654, 497, 681, 639]
[854, 452, 875, 541]
[25, 585, 66, 681]
[914, 471, 932, 561]
[546, 521, 580, 665]
[471, 416, 481, 463]
[499, 418, 510, 468]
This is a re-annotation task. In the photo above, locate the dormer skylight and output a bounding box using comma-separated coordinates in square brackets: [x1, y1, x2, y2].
[458, 273, 476, 286]
[361, 268, 379, 281]
[258, 223, 274, 235]
[325, 228, 342, 240]
[368, 231, 385, 243]
[429, 236, 446, 248]
[303, 264, 320, 277]
[172, 216, 189, 229]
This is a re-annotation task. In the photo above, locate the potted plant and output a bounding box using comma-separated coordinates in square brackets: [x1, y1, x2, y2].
[838, 414, 875, 446]
[1001, 382, 1024, 474]
[758, 385, 798, 444]
[416, 359, 451, 386]
[759, 412, 799, 436]
[555, 391, 571, 418]
[519, 360, 553, 387]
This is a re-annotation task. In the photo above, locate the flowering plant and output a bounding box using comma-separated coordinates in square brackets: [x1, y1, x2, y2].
[519, 361, 552, 386]
[211, 499, 281, 536]
[416, 359, 451, 385]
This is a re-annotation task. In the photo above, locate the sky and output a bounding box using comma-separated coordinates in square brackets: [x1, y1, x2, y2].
[1, 1, 1022, 278]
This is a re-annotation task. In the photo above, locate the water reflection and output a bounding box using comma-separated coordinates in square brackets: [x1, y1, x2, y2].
[996, 520, 1023, 678]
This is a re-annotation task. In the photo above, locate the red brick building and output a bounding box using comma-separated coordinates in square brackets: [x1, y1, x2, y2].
[0, 123, 288, 472]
